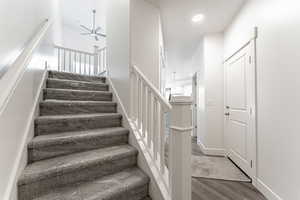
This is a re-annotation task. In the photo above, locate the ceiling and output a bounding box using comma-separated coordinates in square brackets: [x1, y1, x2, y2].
[61, 0, 106, 32]
[152, 0, 246, 81]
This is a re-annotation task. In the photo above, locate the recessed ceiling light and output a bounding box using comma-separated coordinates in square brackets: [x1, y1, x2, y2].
[192, 14, 205, 23]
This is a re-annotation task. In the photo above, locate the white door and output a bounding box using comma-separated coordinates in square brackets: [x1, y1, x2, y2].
[224, 42, 256, 178]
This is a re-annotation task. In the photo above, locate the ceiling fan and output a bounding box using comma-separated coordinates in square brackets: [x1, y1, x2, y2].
[80, 9, 106, 41]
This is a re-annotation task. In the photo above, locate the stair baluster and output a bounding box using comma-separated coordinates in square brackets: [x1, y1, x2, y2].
[130, 65, 192, 200]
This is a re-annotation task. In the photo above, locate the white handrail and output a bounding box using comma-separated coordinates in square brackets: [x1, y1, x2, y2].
[131, 65, 171, 110]
[0, 19, 52, 113]
[54, 45, 94, 56]
[129, 65, 192, 200]
[54, 45, 107, 76]
[130, 64, 171, 191]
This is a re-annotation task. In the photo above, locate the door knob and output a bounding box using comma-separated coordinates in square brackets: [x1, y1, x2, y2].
[225, 112, 230, 116]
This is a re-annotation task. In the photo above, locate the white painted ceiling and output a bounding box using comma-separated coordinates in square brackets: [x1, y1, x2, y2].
[60, 0, 107, 51]
[61, 0, 106, 30]
[153, 0, 246, 82]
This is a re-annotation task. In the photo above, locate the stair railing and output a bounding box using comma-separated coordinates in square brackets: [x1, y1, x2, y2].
[54, 45, 107, 76]
[130, 65, 192, 200]
[95, 46, 107, 76]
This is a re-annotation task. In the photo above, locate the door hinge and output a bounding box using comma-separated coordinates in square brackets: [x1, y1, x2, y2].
[250, 160, 253, 168]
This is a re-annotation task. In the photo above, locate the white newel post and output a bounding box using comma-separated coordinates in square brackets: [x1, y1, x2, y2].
[94, 45, 99, 75]
[169, 96, 193, 200]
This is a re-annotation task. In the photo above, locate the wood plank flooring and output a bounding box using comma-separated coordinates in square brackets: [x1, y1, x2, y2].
[191, 140, 267, 200]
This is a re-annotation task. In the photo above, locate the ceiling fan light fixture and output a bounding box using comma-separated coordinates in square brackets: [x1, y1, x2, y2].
[80, 9, 106, 41]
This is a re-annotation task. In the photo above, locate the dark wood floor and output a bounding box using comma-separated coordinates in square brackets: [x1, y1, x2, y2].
[191, 141, 266, 200]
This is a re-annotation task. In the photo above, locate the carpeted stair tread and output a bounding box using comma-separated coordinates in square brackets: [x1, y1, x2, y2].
[28, 127, 129, 162]
[32, 167, 149, 200]
[35, 113, 122, 135]
[36, 113, 122, 120]
[18, 70, 151, 200]
[40, 100, 117, 115]
[44, 88, 113, 101]
[30, 127, 128, 147]
[19, 145, 138, 185]
[48, 71, 106, 83]
[47, 78, 109, 91]
[42, 99, 116, 104]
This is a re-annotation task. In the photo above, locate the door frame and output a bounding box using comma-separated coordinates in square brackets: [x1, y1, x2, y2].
[192, 72, 198, 138]
[223, 27, 258, 185]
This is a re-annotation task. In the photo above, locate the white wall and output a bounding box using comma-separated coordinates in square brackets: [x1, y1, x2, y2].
[165, 40, 203, 97]
[0, 1, 62, 199]
[166, 40, 204, 88]
[197, 33, 224, 155]
[131, 0, 160, 88]
[224, 0, 300, 199]
[106, 0, 131, 112]
[0, 0, 62, 77]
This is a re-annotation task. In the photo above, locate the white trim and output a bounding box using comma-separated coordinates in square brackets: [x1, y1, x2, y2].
[169, 126, 193, 132]
[0, 19, 52, 115]
[223, 28, 258, 183]
[256, 179, 283, 200]
[131, 65, 172, 110]
[5, 69, 48, 200]
[106, 77, 170, 200]
[224, 27, 258, 62]
[197, 139, 226, 156]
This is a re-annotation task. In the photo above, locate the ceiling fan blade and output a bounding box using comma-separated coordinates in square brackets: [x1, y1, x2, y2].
[80, 25, 92, 32]
[95, 36, 99, 41]
[96, 33, 107, 38]
[95, 27, 102, 32]
[80, 33, 90, 35]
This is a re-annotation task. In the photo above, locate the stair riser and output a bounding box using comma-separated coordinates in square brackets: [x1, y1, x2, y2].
[40, 103, 117, 116]
[18, 156, 137, 200]
[29, 134, 128, 162]
[106, 184, 149, 200]
[47, 79, 109, 91]
[35, 116, 122, 135]
[48, 71, 106, 83]
[44, 90, 112, 101]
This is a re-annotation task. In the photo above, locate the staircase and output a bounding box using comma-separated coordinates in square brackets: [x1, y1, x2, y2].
[18, 71, 151, 200]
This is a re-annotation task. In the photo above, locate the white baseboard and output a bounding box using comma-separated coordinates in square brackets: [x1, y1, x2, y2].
[197, 139, 225, 156]
[6, 70, 48, 200]
[256, 178, 282, 200]
[106, 77, 169, 200]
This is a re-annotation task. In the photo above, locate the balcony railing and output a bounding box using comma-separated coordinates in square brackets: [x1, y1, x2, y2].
[54, 45, 107, 76]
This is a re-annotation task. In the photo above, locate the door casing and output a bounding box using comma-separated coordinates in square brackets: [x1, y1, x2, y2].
[224, 31, 257, 184]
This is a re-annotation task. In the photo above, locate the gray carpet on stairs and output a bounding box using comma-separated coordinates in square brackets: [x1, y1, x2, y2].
[18, 71, 151, 200]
